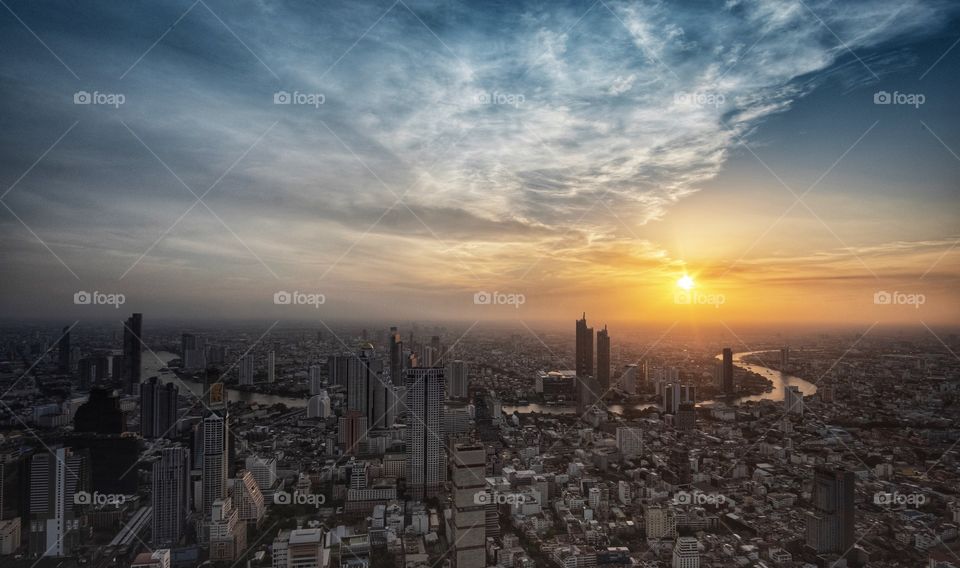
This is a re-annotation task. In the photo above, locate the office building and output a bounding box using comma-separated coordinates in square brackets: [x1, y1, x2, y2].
[447, 359, 468, 399]
[338, 410, 368, 455]
[406, 367, 445, 500]
[238, 355, 255, 386]
[806, 466, 855, 554]
[181, 333, 206, 371]
[389, 327, 402, 383]
[273, 528, 324, 568]
[123, 313, 143, 394]
[449, 444, 486, 568]
[616, 427, 642, 459]
[672, 536, 700, 568]
[232, 470, 265, 528]
[28, 447, 90, 557]
[596, 325, 610, 392]
[721, 347, 733, 394]
[207, 497, 246, 562]
[307, 391, 331, 419]
[267, 350, 276, 383]
[152, 446, 189, 547]
[575, 314, 598, 415]
[245, 456, 277, 491]
[621, 364, 638, 395]
[141, 376, 178, 438]
[308, 365, 323, 395]
[785, 385, 804, 415]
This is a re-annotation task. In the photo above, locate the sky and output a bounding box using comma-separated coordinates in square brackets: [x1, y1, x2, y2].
[0, 0, 958, 326]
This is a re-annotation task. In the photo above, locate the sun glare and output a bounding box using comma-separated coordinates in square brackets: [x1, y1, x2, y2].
[677, 275, 695, 290]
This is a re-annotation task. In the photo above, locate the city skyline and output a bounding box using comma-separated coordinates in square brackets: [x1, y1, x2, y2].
[0, 1, 957, 325]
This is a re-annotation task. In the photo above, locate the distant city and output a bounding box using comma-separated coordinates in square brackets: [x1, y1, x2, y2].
[0, 315, 956, 567]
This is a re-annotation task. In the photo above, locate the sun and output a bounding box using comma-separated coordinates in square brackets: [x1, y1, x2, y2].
[677, 275, 695, 290]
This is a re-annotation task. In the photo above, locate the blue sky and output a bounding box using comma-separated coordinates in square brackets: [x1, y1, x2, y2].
[1, 0, 958, 323]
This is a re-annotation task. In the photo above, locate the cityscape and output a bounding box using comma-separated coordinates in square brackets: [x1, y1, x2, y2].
[1, 1, 959, 568]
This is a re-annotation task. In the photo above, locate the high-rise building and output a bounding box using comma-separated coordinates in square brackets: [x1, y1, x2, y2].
[307, 392, 331, 419]
[672, 536, 700, 568]
[327, 353, 351, 390]
[450, 444, 486, 568]
[123, 313, 143, 394]
[721, 347, 733, 394]
[232, 470, 265, 529]
[152, 446, 189, 547]
[78, 354, 110, 389]
[207, 497, 246, 562]
[181, 333, 206, 371]
[202, 413, 228, 515]
[29, 447, 90, 557]
[244, 456, 277, 491]
[676, 403, 696, 431]
[621, 363, 638, 395]
[141, 376, 179, 439]
[784, 385, 804, 415]
[267, 350, 276, 383]
[389, 327, 402, 383]
[596, 325, 610, 393]
[58, 326, 71, 374]
[447, 360, 468, 399]
[806, 466, 855, 555]
[576, 314, 598, 415]
[338, 410, 368, 455]
[406, 367, 445, 500]
[308, 365, 323, 395]
[616, 427, 642, 459]
[664, 383, 681, 414]
[780, 346, 790, 369]
[238, 355, 254, 386]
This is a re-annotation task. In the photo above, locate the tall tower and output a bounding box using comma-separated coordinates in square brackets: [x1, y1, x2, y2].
[575, 314, 598, 415]
[141, 376, 179, 439]
[721, 347, 733, 395]
[806, 466, 855, 554]
[267, 350, 276, 383]
[29, 447, 90, 557]
[389, 327, 403, 383]
[152, 446, 189, 547]
[447, 360, 468, 399]
[123, 313, 143, 394]
[238, 355, 254, 386]
[406, 367, 445, 500]
[201, 412, 228, 515]
[58, 326, 71, 374]
[450, 444, 487, 568]
[596, 325, 610, 393]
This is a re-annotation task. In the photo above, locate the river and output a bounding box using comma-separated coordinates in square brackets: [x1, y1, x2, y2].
[143, 349, 815, 414]
[504, 349, 817, 415]
[142, 351, 307, 408]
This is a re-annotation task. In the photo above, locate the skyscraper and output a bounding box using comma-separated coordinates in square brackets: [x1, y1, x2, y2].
[721, 347, 733, 395]
[576, 314, 598, 415]
[202, 412, 228, 515]
[806, 466, 855, 555]
[447, 360, 468, 399]
[141, 376, 179, 439]
[29, 447, 90, 557]
[596, 325, 610, 393]
[784, 385, 804, 415]
[389, 327, 402, 383]
[123, 313, 143, 394]
[450, 444, 486, 568]
[267, 350, 276, 383]
[406, 367, 445, 500]
[238, 354, 254, 386]
[181, 333, 206, 371]
[152, 446, 189, 547]
[308, 365, 323, 395]
[58, 325, 71, 374]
